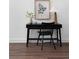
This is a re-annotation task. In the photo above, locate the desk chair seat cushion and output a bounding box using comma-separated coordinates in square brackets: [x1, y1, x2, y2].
[38, 31, 52, 35]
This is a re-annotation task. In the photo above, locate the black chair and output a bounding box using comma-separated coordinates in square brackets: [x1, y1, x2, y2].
[37, 22, 56, 50]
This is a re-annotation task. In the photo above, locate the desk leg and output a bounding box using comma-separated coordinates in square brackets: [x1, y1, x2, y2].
[56, 29, 59, 43]
[59, 28, 62, 47]
[41, 35, 44, 50]
[26, 28, 29, 47]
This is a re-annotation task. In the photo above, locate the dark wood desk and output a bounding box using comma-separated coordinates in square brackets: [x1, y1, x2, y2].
[26, 23, 62, 47]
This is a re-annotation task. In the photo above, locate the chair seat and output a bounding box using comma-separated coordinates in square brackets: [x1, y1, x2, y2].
[38, 31, 52, 35]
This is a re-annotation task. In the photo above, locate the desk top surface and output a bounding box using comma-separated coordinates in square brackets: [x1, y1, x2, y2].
[26, 23, 62, 29]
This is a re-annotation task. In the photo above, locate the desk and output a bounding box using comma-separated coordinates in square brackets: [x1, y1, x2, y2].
[26, 24, 62, 47]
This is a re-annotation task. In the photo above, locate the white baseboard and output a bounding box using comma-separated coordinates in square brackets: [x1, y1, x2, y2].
[9, 38, 26, 43]
[9, 38, 69, 43]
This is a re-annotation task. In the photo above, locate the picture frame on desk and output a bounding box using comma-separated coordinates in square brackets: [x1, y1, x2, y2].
[35, 0, 50, 20]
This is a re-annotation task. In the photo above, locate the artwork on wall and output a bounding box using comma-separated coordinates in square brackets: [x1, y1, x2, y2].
[35, 0, 50, 20]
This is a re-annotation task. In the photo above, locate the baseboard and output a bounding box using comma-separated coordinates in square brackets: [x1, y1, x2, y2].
[9, 38, 69, 43]
[9, 38, 26, 43]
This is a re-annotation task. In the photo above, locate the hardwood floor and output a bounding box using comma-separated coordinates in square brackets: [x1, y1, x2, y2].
[9, 43, 69, 59]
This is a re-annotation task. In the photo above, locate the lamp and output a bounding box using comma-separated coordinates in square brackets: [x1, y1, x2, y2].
[50, 7, 58, 24]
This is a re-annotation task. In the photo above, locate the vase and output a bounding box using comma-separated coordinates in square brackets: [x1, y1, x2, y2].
[30, 17, 32, 24]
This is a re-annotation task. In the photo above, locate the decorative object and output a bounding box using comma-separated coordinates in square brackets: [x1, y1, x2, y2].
[35, 0, 50, 20]
[26, 11, 34, 24]
[50, 7, 58, 24]
[54, 12, 58, 24]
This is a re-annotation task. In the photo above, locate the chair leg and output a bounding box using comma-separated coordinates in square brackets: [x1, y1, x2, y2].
[51, 35, 56, 49]
[50, 29, 53, 45]
[50, 35, 52, 44]
[50, 39, 52, 44]
[41, 35, 44, 50]
[37, 34, 40, 46]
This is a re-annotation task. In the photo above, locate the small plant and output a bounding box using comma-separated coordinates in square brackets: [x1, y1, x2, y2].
[26, 11, 35, 24]
[26, 11, 34, 18]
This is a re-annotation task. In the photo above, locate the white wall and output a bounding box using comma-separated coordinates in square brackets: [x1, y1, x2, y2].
[9, 0, 69, 43]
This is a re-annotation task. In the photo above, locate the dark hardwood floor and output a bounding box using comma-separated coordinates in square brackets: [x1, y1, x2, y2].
[9, 43, 69, 59]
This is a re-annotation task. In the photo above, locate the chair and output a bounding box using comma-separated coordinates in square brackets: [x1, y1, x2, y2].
[37, 22, 56, 50]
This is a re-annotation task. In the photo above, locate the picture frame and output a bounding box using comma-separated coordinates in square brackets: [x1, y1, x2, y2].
[35, 0, 50, 20]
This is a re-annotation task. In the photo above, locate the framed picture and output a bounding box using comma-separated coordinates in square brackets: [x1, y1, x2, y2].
[35, 0, 50, 20]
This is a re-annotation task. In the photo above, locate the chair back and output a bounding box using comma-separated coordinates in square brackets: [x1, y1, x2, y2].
[39, 22, 55, 34]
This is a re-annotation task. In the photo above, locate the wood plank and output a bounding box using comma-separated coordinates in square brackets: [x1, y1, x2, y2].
[9, 43, 69, 59]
